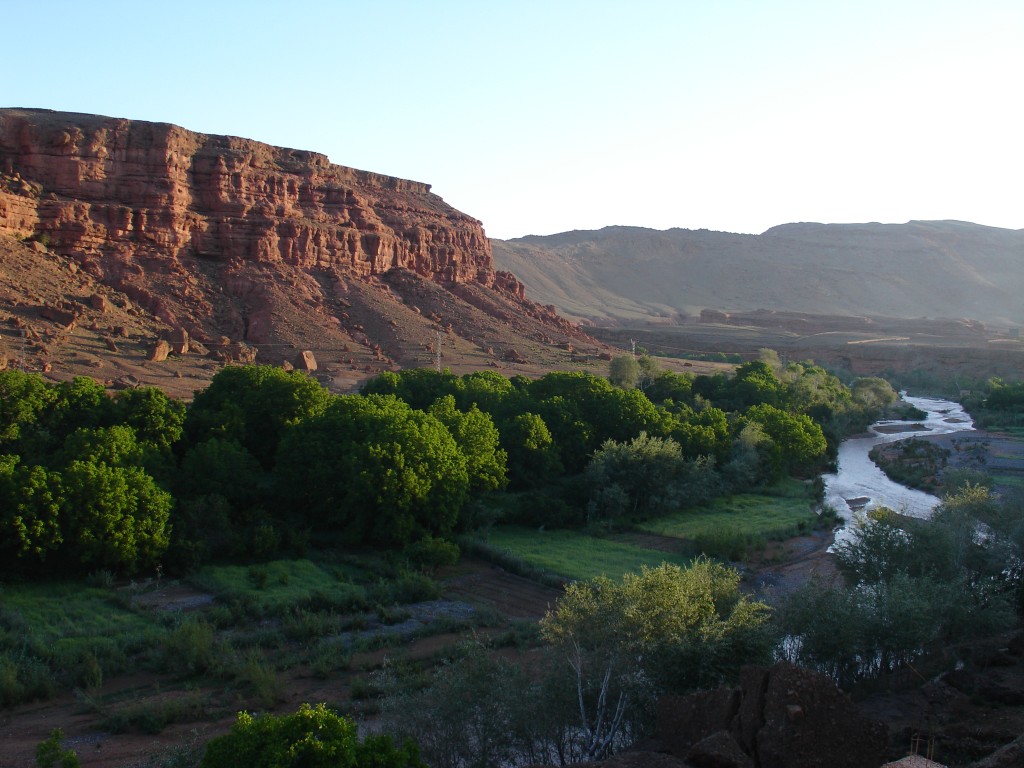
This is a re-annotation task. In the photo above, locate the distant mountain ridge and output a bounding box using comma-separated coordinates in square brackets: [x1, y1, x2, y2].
[491, 221, 1024, 326]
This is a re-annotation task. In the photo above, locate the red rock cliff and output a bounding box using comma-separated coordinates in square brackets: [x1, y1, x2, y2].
[0, 108, 493, 284]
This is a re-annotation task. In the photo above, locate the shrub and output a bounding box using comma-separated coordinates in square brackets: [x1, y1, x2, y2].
[366, 572, 440, 607]
[403, 537, 460, 573]
[235, 650, 284, 709]
[161, 619, 217, 676]
[35, 728, 79, 768]
[199, 703, 426, 768]
[0, 650, 55, 706]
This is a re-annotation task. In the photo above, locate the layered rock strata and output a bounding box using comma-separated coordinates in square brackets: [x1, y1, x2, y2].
[0, 109, 597, 389]
[0, 108, 492, 284]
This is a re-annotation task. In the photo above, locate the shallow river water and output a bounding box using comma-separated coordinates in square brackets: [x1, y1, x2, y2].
[822, 394, 975, 542]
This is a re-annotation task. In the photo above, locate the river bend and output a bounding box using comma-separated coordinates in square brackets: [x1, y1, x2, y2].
[822, 395, 974, 540]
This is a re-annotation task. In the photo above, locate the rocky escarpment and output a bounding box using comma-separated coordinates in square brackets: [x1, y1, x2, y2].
[0, 108, 491, 282]
[0, 109, 601, 392]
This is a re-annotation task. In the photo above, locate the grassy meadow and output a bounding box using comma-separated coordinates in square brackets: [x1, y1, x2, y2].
[479, 480, 825, 580]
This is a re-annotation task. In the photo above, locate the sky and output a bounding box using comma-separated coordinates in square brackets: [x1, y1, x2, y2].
[4, 1, 1022, 239]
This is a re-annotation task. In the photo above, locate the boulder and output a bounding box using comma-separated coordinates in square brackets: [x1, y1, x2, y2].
[749, 663, 887, 768]
[147, 339, 171, 362]
[502, 348, 527, 364]
[293, 350, 317, 371]
[658, 687, 740, 757]
[687, 731, 755, 768]
[655, 664, 887, 768]
[168, 327, 189, 354]
[40, 305, 76, 328]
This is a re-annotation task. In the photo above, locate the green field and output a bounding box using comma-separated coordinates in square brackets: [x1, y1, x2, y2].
[482, 526, 693, 582]
[636, 483, 820, 541]
[191, 559, 364, 613]
[482, 481, 823, 581]
[991, 473, 1024, 488]
[0, 581, 159, 649]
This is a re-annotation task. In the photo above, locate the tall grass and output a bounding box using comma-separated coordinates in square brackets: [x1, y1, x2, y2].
[190, 559, 367, 616]
[0, 581, 164, 706]
[480, 527, 694, 582]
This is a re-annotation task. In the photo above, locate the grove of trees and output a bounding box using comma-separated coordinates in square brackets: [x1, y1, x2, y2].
[0, 354, 898, 577]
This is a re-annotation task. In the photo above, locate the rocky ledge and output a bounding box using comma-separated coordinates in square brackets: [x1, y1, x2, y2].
[0, 108, 492, 284]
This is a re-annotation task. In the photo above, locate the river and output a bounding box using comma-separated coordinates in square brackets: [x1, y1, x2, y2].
[822, 394, 975, 542]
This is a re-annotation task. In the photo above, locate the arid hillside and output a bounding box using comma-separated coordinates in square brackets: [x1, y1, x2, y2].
[492, 222, 1024, 327]
[0, 109, 610, 395]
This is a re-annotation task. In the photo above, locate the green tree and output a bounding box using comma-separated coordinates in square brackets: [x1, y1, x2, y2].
[60, 459, 172, 573]
[726, 360, 785, 409]
[644, 370, 694, 406]
[742, 403, 827, 478]
[0, 369, 55, 448]
[850, 377, 899, 411]
[58, 425, 145, 469]
[585, 433, 719, 523]
[608, 355, 640, 389]
[276, 395, 469, 546]
[361, 368, 460, 410]
[178, 438, 263, 506]
[184, 365, 330, 469]
[784, 491, 1020, 687]
[499, 412, 563, 489]
[457, 370, 518, 414]
[428, 395, 508, 493]
[0, 456, 64, 567]
[540, 560, 772, 759]
[200, 703, 426, 768]
[110, 386, 185, 452]
[666, 405, 731, 463]
[35, 728, 80, 768]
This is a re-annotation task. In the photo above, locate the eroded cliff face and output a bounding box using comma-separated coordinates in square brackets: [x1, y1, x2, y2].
[0, 109, 600, 390]
[0, 108, 492, 283]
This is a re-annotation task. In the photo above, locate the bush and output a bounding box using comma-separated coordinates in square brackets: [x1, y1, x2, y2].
[199, 703, 426, 768]
[366, 572, 440, 607]
[403, 537, 460, 573]
[35, 728, 79, 768]
[235, 650, 284, 709]
[161, 619, 217, 676]
[0, 650, 55, 706]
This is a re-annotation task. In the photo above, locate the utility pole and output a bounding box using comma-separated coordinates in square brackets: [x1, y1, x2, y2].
[630, 338, 636, 359]
[435, 329, 442, 373]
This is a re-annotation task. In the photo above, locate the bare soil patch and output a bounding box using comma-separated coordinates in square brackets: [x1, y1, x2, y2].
[744, 526, 841, 601]
[901, 428, 1024, 495]
[443, 558, 563, 619]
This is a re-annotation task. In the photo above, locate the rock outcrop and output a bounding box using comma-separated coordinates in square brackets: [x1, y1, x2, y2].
[0, 108, 492, 284]
[655, 663, 888, 768]
[0, 109, 602, 390]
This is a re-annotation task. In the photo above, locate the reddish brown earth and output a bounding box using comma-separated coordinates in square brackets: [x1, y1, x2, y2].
[0, 108, 635, 395]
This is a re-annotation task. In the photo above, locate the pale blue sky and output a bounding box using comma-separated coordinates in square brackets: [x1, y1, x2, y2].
[5, 1, 1022, 238]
